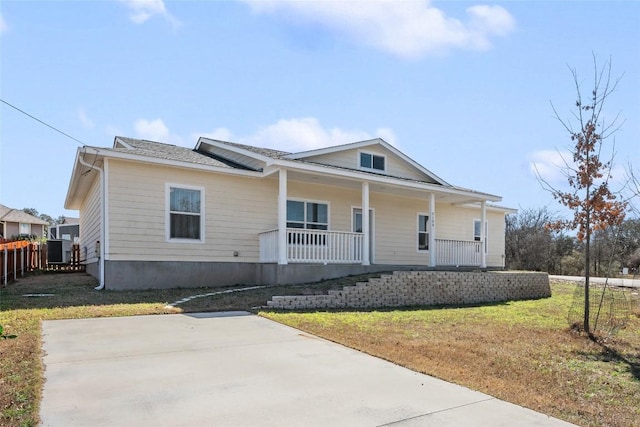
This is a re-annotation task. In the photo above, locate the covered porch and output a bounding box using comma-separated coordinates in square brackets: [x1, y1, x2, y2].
[258, 164, 497, 268]
[259, 228, 484, 266]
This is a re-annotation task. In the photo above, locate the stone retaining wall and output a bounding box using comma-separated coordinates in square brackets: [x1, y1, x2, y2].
[267, 271, 550, 310]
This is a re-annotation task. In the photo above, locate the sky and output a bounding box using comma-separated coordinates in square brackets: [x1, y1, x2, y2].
[0, 0, 638, 221]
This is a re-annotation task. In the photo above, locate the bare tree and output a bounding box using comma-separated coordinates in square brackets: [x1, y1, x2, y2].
[538, 55, 627, 335]
[505, 206, 565, 272]
[624, 163, 640, 215]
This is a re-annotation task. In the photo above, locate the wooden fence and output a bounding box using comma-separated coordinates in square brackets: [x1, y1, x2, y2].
[0, 241, 84, 286]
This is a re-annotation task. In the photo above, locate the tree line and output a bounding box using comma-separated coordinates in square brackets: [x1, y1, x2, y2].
[505, 206, 640, 277]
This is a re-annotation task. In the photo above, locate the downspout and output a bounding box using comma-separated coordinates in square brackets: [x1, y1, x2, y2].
[78, 148, 106, 290]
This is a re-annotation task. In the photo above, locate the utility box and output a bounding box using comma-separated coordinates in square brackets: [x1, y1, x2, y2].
[47, 240, 72, 264]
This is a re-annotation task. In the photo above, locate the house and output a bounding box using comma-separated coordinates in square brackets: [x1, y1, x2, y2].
[48, 216, 80, 242]
[65, 136, 516, 290]
[0, 204, 49, 240]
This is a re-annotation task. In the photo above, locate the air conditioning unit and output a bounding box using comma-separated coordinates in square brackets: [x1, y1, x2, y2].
[47, 240, 72, 264]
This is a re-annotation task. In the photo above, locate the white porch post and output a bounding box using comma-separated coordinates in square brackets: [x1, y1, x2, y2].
[480, 200, 487, 268]
[362, 181, 370, 266]
[429, 193, 436, 267]
[278, 168, 288, 265]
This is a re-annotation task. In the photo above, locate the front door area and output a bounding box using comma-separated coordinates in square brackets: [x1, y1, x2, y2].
[353, 208, 374, 264]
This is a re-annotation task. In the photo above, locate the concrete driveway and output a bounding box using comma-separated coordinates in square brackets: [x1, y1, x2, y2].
[40, 312, 575, 426]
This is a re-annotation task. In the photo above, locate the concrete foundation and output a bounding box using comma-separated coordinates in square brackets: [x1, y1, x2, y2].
[98, 260, 410, 290]
[92, 260, 502, 291]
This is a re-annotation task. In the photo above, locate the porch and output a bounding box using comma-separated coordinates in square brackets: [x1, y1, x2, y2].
[259, 228, 484, 267]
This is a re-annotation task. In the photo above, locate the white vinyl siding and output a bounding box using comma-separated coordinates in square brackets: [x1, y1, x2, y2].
[107, 160, 277, 262]
[104, 159, 507, 267]
[434, 204, 503, 265]
[372, 193, 429, 264]
[287, 181, 356, 233]
[79, 174, 102, 264]
[287, 184, 506, 266]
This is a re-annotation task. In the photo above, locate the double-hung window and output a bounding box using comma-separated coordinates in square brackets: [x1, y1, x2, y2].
[167, 185, 204, 241]
[286, 200, 328, 230]
[417, 214, 429, 251]
[359, 152, 385, 172]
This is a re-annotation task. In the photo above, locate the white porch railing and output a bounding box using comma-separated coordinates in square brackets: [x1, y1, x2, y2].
[260, 231, 482, 266]
[436, 239, 482, 266]
[259, 228, 364, 264]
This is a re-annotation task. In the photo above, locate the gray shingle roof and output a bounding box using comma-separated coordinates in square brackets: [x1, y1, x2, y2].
[108, 137, 234, 169]
[109, 137, 451, 187]
[95, 137, 498, 200]
[0, 204, 49, 225]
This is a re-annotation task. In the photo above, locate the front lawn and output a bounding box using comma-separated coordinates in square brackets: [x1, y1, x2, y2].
[262, 282, 640, 427]
[1, 273, 638, 427]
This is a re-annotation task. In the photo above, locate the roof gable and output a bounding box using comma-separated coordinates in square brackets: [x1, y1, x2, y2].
[195, 137, 289, 171]
[284, 138, 449, 185]
[0, 204, 49, 225]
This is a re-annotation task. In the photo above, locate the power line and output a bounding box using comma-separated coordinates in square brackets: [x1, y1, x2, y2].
[0, 98, 87, 146]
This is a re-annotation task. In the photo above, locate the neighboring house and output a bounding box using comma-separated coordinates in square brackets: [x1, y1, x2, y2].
[49, 216, 80, 242]
[65, 137, 516, 290]
[0, 204, 49, 239]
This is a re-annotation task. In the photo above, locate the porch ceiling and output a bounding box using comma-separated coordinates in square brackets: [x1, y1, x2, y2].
[284, 169, 499, 205]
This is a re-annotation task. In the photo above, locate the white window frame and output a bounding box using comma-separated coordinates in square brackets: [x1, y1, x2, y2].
[166, 183, 205, 243]
[358, 150, 386, 173]
[19, 223, 31, 235]
[417, 213, 430, 252]
[473, 219, 488, 254]
[286, 198, 330, 230]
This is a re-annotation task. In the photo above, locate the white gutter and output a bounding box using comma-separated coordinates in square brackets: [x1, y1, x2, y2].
[78, 148, 105, 290]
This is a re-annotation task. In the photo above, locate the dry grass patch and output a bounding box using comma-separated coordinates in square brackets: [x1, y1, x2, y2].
[261, 282, 640, 427]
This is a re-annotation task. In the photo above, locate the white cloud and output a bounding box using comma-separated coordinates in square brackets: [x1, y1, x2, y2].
[134, 118, 170, 142]
[196, 127, 234, 142]
[104, 124, 124, 138]
[197, 118, 396, 152]
[78, 107, 94, 129]
[529, 149, 573, 185]
[530, 148, 627, 191]
[132, 118, 189, 146]
[0, 13, 7, 34]
[245, 118, 371, 151]
[241, 0, 515, 58]
[374, 128, 397, 146]
[119, 0, 180, 27]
